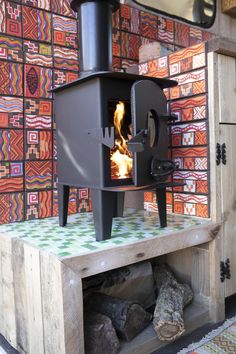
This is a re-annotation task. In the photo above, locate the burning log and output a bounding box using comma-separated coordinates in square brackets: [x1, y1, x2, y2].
[85, 293, 152, 341]
[84, 312, 120, 354]
[152, 263, 193, 341]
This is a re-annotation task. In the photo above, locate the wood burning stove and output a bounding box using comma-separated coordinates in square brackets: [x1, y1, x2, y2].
[53, 0, 179, 241]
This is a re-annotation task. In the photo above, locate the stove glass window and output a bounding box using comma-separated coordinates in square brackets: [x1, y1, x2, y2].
[109, 100, 133, 180]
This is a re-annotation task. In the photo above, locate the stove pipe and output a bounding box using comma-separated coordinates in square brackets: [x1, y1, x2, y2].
[71, 0, 119, 74]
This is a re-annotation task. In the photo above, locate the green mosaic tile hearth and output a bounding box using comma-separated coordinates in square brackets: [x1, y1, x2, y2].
[0, 209, 210, 258]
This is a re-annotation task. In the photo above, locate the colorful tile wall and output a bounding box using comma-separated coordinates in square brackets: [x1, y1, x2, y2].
[0, 0, 86, 224]
[143, 43, 209, 218]
[0, 1, 213, 225]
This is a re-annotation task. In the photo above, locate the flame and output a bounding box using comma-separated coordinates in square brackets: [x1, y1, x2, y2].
[110, 101, 132, 179]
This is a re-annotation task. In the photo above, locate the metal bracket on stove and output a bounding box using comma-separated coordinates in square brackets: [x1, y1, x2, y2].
[127, 129, 147, 152]
[160, 113, 179, 122]
[86, 127, 115, 148]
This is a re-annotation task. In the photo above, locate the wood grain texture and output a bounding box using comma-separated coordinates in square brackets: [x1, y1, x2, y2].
[62, 223, 216, 278]
[0, 234, 17, 347]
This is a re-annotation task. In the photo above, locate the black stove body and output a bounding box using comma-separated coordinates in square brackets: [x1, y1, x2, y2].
[53, 0, 178, 241]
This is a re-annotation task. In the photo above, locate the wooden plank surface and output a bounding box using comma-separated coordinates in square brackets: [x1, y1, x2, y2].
[61, 263, 84, 354]
[40, 251, 66, 354]
[63, 223, 216, 278]
[0, 234, 17, 347]
[12, 238, 44, 354]
[24, 242, 44, 354]
[219, 124, 236, 297]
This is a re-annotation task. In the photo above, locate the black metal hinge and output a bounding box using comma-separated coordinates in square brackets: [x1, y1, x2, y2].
[216, 143, 226, 166]
[220, 258, 231, 282]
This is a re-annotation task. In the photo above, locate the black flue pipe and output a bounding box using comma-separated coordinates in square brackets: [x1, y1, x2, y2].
[71, 0, 119, 74]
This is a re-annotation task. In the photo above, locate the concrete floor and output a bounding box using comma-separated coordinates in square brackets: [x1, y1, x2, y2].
[0, 295, 235, 354]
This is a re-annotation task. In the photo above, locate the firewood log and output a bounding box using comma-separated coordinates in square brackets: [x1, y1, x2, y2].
[84, 312, 120, 354]
[152, 263, 193, 341]
[85, 293, 152, 341]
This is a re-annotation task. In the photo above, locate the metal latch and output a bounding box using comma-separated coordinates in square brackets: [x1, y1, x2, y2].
[220, 258, 231, 282]
[216, 143, 226, 166]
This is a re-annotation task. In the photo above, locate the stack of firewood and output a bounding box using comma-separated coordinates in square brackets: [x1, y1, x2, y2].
[84, 263, 193, 354]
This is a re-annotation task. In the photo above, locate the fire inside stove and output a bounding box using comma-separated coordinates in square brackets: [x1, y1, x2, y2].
[110, 100, 133, 180]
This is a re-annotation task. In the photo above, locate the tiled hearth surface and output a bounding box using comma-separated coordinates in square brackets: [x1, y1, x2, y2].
[0, 209, 210, 258]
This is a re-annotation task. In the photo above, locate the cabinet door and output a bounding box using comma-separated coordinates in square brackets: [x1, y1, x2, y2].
[219, 125, 236, 296]
[218, 55, 236, 124]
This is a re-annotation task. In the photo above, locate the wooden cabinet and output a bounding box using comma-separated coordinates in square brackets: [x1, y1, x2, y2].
[208, 51, 236, 297]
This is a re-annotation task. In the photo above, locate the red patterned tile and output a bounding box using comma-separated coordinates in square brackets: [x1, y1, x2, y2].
[10, 192, 24, 222]
[10, 130, 23, 160]
[0, 194, 10, 224]
[172, 134, 182, 147]
[5, 2, 22, 37]
[39, 190, 52, 218]
[196, 203, 209, 217]
[144, 191, 153, 202]
[174, 201, 184, 214]
[184, 157, 195, 170]
[53, 14, 78, 48]
[112, 29, 120, 57]
[25, 160, 52, 190]
[140, 12, 158, 39]
[196, 180, 208, 193]
[174, 22, 190, 47]
[120, 5, 131, 32]
[195, 131, 207, 145]
[121, 32, 140, 60]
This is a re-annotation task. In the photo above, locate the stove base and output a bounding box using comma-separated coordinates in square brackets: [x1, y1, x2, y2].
[58, 184, 168, 241]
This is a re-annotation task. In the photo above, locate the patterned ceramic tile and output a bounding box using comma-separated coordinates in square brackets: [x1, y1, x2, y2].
[112, 29, 121, 57]
[52, 14, 78, 48]
[53, 69, 78, 87]
[0, 209, 211, 258]
[23, 7, 51, 42]
[53, 46, 79, 71]
[24, 64, 52, 98]
[130, 7, 139, 34]
[4, 1, 22, 38]
[0, 192, 24, 223]
[170, 95, 207, 122]
[158, 16, 174, 43]
[140, 11, 158, 39]
[120, 5, 131, 32]
[146, 56, 169, 78]
[171, 122, 207, 146]
[51, 0, 76, 18]
[24, 40, 53, 67]
[0, 35, 23, 62]
[25, 130, 52, 160]
[112, 8, 120, 30]
[170, 69, 206, 99]
[174, 22, 190, 47]
[25, 160, 52, 190]
[121, 32, 140, 60]
[189, 27, 203, 46]
[0, 60, 23, 95]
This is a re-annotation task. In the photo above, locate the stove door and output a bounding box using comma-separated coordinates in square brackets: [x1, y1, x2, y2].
[130, 80, 168, 186]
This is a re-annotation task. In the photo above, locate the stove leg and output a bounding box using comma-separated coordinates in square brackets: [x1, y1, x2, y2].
[115, 192, 125, 217]
[156, 187, 167, 228]
[92, 190, 117, 241]
[58, 184, 70, 226]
